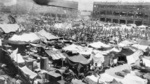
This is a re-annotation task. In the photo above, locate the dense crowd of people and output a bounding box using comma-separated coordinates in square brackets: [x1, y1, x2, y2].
[11, 13, 150, 44]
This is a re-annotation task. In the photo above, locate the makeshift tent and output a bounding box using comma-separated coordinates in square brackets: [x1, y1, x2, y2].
[63, 44, 92, 55]
[10, 48, 25, 63]
[118, 48, 134, 56]
[138, 25, 148, 29]
[121, 25, 132, 30]
[30, 43, 47, 49]
[88, 41, 111, 49]
[118, 40, 133, 47]
[92, 53, 104, 67]
[0, 24, 20, 33]
[95, 47, 122, 55]
[142, 57, 150, 67]
[45, 50, 66, 60]
[127, 46, 139, 52]
[128, 24, 136, 28]
[9, 33, 40, 42]
[67, 54, 93, 65]
[37, 29, 60, 40]
[132, 44, 148, 52]
[3, 40, 28, 45]
[35, 33, 47, 43]
[127, 50, 143, 64]
[19, 66, 37, 79]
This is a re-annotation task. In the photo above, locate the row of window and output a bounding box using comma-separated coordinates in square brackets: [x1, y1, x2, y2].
[94, 4, 150, 10]
[93, 11, 149, 18]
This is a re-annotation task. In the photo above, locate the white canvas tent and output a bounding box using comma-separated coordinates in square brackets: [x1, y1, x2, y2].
[89, 41, 111, 49]
[132, 44, 148, 52]
[37, 29, 59, 40]
[127, 50, 143, 64]
[138, 25, 147, 29]
[63, 44, 93, 55]
[19, 66, 37, 79]
[9, 33, 40, 42]
[10, 48, 25, 63]
[118, 40, 133, 47]
[0, 24, 20, 33]
[142, 57, 150, 67]
[92, 53, 104, 67]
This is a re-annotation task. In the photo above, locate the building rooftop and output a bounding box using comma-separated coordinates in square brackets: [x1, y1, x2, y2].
[94, 2, 150, 5]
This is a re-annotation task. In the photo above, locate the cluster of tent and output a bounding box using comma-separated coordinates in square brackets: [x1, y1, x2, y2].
[1, 13, 150, 84]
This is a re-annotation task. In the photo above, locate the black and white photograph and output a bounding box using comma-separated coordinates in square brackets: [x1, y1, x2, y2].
[0, 0, 150, 84]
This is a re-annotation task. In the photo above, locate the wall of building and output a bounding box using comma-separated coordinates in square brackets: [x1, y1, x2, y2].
[93, 2, 150, 26]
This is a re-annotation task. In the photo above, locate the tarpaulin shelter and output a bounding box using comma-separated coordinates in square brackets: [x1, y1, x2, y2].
[63, 44, 93, 55]
[118, 40, 134, 47]
[10, 48, 25, 64]
[3, 40, 28, 45]
[66, 54, 93, 65]
[118, 48, 134, 56]
[142, 57, 150, 67]
[138, 25, 148, 29]
[45, 50, 66, 60]
[9, 33, 41, 43]
[93, 47, 122, 56]
[65, 54, 93, 76]
[88, 41, 111, 49]
[30, 43, 47, 49]
[37, 29, 60, 40]
[92, 53, 104, 67]
[19, 66, 37, 79]
[132, 44, 149, 52]
[0, 24, 20, 33]
[127, 50, 143, 64]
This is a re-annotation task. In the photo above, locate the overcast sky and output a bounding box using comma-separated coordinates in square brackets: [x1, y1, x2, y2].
[67, 0, 150, 10]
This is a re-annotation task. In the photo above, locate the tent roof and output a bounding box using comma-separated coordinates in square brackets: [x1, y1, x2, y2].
[63, 44, 92, 55]
[0, 24, 19, 33]
[118, 40, 133, 47]
[3, 40, 28, 45]
[118, 48, 134, 56]
[9, 33, 41, 42]
[89, 41, 111, 49]
[138, 25, 147, 28]
[20, 66, 37, 79]
[37, 29, 59, 40]
[45, 50, 66, 60]
[132, 44, 148, 52]
[10, 48, 25, 63]
[67, 55, 93, 64]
